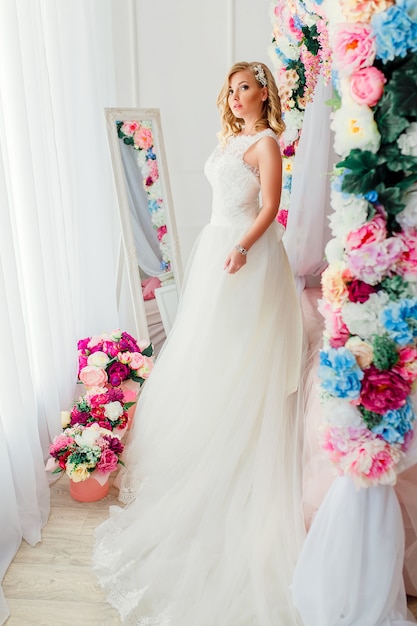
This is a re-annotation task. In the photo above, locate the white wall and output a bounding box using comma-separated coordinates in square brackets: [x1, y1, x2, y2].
[111, 0, 273, 265]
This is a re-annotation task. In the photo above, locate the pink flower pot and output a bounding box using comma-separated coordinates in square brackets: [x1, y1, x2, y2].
[120, 380, 141, 429]
[69, 476, 109, 502]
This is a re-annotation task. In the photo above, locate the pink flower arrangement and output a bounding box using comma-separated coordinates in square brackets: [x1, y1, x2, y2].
[61, 386, 131, 433]
[339, 0, 395, 23]
[396, 229, 417, 280]
[322, 426, 401, 487]
[78, 329, 154, 389]
[117, 121, 171, 272]
[46, 423, 125, 483]
[350, 66, 387, 107]
[331, 23, 376, 75]
[318, 0, 417, 487]
[359, 365, 411, 414]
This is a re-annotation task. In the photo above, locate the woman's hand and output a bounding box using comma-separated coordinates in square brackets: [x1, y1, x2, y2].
[224, 248, 247, 274]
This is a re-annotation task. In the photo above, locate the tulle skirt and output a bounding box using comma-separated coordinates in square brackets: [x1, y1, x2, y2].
[93, 217, 306, 625]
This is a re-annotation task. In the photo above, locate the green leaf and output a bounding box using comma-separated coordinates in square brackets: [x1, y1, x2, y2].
[123, 401, 136, 410]
[141, 344, 154, 357]
[131, 373, 145, 384]
[375, 183, 405, 215]
[397, 172, 417, 191]
[374, 92, 410, 143]
[385, 56, 417, 118]
[338, 150, 382, 195]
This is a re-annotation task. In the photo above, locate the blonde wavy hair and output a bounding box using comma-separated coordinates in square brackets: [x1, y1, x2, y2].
[216, 61, 285, 146]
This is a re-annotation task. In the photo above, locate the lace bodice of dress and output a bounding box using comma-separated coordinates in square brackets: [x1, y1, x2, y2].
[204, 129, 279, 222]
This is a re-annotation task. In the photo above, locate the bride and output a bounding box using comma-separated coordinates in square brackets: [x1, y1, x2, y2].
[93, 61, 306, 625]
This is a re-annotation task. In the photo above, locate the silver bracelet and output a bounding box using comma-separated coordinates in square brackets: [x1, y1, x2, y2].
[234, 244, 248, 256]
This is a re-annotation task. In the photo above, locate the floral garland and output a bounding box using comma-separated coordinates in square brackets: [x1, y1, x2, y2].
[270, 0, 331, 226]
[118, 121, 171, 272]
[319, 0, 417, 487]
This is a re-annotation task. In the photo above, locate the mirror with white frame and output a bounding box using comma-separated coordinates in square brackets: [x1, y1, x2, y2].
[105, 108, 183, 354]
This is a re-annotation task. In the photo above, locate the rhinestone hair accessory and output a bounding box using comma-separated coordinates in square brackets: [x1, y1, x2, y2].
[252, 64, 268, 87]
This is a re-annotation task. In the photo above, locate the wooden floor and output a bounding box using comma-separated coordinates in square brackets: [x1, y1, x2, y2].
[3, 474, 417, 625]
[3, 474, 122, 625]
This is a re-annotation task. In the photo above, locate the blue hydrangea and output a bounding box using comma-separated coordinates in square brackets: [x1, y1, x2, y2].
[364, 190, 378, 203]
[160, 260, 169, 271]
[371, 3, 416, 62]
[273, 47, 291, 66]
[372, 398, 415, 444]
[148, 200, 160, 213]
[380, 298, 417, 345]
[319, 347, 364, 399]
[283, 176, 292, 191]
[331, 69, 341, 95]
[146, 148, 156, 160]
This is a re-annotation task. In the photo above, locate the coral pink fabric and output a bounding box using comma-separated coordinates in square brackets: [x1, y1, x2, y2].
[141, 276, 161, 300]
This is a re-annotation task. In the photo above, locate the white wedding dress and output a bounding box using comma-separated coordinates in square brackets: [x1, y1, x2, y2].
[93, 129, 306, 625]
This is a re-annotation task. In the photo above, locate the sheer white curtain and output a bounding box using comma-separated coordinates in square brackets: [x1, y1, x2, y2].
[0, 1, 122, 622]
[283, 76, 335, 290]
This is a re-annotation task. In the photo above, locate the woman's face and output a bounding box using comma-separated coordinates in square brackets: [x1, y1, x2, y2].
[227, 69, 265, 120]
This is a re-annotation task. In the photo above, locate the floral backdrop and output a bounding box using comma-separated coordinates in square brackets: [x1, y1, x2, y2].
[269, 0, 331, 226]
[118, 120, 171, 272]
[316, 0, 417, 487]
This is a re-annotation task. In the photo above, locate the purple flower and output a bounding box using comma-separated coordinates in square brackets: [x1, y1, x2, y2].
[107, 362, 130, 386]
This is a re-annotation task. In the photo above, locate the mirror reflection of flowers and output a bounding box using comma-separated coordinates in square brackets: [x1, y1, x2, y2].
[117, 120, 171, 272]
[46, 423, 125, 483]
[61, 386, 132, 433]
[78, 329, 154, 389]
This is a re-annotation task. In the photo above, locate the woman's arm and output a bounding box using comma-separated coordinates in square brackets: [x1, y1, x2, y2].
[224, 136, 282, 274]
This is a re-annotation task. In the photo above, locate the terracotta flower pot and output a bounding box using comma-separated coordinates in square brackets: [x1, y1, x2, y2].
[69, 475, 109, 502]
[120, 380, 141, 429]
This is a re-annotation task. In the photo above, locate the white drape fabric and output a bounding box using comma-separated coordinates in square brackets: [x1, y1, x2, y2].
[293, 476, 416, 626]
[0, 1, 121, 622]
[283, 76, 335, 290]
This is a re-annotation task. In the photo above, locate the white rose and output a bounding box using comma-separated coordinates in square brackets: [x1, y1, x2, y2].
[322, 397, 364, 428]
[345, 336, 374, 369]
[396, 185, 417, 231]
[331, 102, 380, 157]
[104, 401, 124, 422]
[329, 190, 368, 239]
[61, 410, 71, 428]
[397, 122, 417, 157]
[87, 351, 110, 368]
[341, 292, 389, 339]
[325, 238, 345, 263]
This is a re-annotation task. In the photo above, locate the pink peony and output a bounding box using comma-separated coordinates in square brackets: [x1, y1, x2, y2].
[277, 209, 288, 227]
[397, 347, 417, 383]
[395, 230, 417, 280]
[133, 126, 153, 150]
[345, 214, 386, 251]
[129, 352, 146, 370]
[49, 435, 74, 456]
[332, 23, 376, 75]
[329, 310, 350, 348]
[340, 0, 395, 23]
[79, 365, 108, 388]
[77, 354, 88, 375]
[96, 448, 119, 474]
[346, 237, 403, 285]
[346, 279, 377, 303]
[77, 338, 90, 351]
[121, 121, 140, 136]
[350, 66, 386, 107]
[360, 365, 411, 414]
[107, 362, 130, 386]
[157, 225, 167, 241]
[101, 340, 120, 357]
